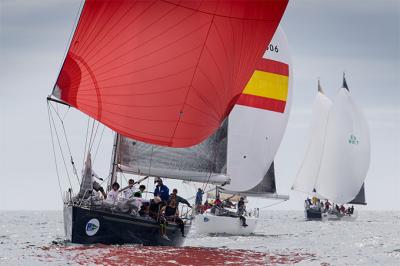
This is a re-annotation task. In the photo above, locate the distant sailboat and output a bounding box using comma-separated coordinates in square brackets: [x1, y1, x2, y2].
[47, 0, 288, 245]
[196, 26, 292, 235]
[292, 76, 370, 220]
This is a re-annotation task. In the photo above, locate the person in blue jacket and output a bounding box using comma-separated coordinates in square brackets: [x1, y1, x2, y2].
[154, 178, 169, 202]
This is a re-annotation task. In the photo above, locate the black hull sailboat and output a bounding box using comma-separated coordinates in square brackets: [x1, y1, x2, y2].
[304, 184, 366, 221]
[46, 0, 288, 247]
[64, 204, 190, 246]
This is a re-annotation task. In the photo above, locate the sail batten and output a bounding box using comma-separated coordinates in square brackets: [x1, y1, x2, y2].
[53, 0, 288, 148]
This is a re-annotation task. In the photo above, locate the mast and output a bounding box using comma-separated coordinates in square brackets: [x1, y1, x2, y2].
[342, 72, 349, 91]
[108, 133, 120, 191]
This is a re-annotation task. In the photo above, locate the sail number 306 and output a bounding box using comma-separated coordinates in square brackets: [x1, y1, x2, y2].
[268, 44, 279, 53]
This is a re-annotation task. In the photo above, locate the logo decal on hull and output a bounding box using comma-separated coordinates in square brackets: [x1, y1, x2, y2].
[85, 218, 100, 236]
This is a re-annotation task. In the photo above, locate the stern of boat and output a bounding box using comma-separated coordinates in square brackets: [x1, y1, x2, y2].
[195, 213, 257, 235]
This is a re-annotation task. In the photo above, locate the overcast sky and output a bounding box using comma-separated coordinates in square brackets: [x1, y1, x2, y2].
[1, 0, 399, 211]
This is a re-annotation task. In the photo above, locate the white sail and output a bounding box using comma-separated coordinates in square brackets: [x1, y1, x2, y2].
[225, 26, 293, 191]
[315, 87, 370, 204]
[292, 89, 333, 194]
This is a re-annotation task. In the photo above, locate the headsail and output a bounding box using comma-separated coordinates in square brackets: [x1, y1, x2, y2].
[224, 26, 293, 191]
[115, 120, 229, 185]
[292, 85, 333, 194]
[53, 0, 288, 148]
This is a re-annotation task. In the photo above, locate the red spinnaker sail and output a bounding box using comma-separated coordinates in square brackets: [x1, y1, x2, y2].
[54, 0, 288, 147]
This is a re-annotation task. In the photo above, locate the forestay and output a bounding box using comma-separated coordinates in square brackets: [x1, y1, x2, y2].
[52, 0, 288, 148]
[224, 26, 293, 191]
[115, 121, 229, 185]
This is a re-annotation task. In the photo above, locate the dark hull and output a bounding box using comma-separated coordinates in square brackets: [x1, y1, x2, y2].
[64, 205, 190, 246]
[305, 207, 357, 221]
[305, 208, 322, 220]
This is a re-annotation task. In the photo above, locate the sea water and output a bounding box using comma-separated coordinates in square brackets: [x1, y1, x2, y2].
[0, 210, 399, 265]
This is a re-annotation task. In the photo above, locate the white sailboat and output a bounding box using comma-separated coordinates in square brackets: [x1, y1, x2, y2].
[196, 26, 293, 235]
[292, 76, 370, 220]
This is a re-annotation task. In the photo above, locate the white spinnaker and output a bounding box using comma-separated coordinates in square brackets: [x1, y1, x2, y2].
[225, 26, 293, 191]
[315, 88, 370, 204]
[292, 91, 333, 194]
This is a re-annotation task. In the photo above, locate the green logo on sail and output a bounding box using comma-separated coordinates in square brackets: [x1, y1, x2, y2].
[348, 134, 359, 145]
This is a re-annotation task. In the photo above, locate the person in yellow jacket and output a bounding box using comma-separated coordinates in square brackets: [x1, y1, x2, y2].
[312, 196, 318, 205]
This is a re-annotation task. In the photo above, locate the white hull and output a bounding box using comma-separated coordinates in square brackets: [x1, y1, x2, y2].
[195, 214, 257, 235]
[321, 210, 359, 221]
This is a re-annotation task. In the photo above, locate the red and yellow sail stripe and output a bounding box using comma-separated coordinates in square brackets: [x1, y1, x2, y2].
[236, 59, 289, 113]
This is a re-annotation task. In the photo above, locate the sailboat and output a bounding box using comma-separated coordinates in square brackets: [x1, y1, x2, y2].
[292, 76, 370, 221]
[196, 26, 293, 235]
[47, 0, 288, 246]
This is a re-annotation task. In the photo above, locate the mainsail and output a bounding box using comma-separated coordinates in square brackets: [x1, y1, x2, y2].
[52, 0, 288, 148]
[115, 120, 229, 184]
[224, 26, 293, 191]
[349, 184, 366, 205]
[293, 77, 370, 204]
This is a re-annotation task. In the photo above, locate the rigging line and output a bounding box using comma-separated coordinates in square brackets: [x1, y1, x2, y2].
[47, 103, 64, 199]
[148, 145, 155, 181]
[89, 120, 100, 152]
[62, 106, 70, 121]
[47, 102, 73, 191]
[82, 116, 91, 170]
[93, 124, 105, 163]
[145, 175, 150, 200]
[206, 120, 227, 190]
[87, 117, 97, 155]
[259, 199, 288, 210]
[49, 103, 80, 185]
[201, 129, 221, 192]
[120, 171, 129, 185]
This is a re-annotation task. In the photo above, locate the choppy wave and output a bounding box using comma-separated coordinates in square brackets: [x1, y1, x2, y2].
[0, 211, 399, 265]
